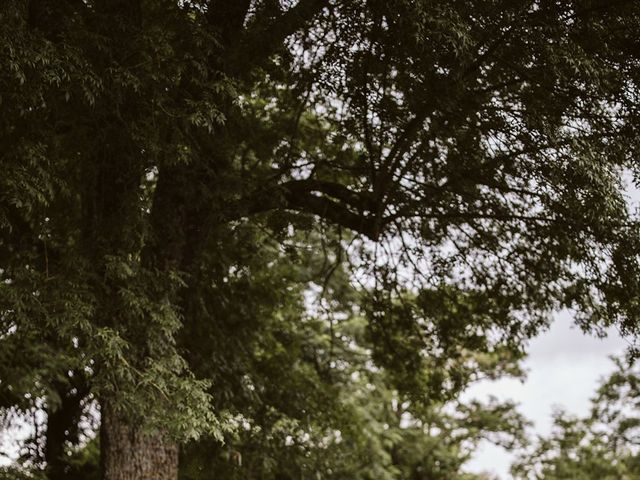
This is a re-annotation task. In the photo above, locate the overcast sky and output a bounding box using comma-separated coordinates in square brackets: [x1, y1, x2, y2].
[464, 311, 630, 478]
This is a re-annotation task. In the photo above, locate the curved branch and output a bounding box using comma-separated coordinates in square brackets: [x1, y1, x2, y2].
[235, 179, 381, 239]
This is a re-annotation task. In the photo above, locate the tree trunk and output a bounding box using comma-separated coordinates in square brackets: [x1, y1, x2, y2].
[101, 403, 178, 480]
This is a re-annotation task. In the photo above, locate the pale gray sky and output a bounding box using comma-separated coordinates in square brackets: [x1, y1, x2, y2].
[464, 311, 629, 478]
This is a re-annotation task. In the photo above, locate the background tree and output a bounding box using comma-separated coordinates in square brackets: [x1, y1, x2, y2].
[512, 357, 640, 479]
[177, 231, 529, 480]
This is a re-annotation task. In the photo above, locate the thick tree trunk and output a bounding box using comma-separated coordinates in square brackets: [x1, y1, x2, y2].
[101, 403, 178, 480]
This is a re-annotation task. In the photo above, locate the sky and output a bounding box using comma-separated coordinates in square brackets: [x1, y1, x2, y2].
[463, 311, 630, 478]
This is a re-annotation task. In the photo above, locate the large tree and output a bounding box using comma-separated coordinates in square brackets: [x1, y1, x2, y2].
[2, 0, 640, 478]
[2, 225, 530, 480]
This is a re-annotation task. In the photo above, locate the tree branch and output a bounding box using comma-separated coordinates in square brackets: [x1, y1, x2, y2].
[234, 179, 381, 239]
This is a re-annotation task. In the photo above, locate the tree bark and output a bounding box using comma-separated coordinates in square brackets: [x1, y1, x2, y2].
[101, 403, 178, 480]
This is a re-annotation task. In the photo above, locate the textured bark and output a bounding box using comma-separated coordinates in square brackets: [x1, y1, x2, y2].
[101, 403, 178, 480]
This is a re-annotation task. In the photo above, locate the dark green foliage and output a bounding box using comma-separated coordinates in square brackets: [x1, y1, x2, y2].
[177, 247, 529, 479]
[1, 0, 640, 477]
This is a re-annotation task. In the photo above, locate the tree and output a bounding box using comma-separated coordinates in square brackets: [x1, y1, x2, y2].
[4, 224, 529, 480]
[2, 0, 640, 478]
[512, 357, 640, 479]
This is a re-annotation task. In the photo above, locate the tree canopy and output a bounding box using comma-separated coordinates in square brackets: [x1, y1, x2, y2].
[1, 0, 640, 479]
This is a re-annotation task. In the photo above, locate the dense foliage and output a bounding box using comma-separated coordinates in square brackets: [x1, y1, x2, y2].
[1, 0, 640, 478]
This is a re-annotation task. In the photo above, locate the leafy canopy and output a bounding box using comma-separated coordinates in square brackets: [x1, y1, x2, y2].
[1, 0, 640, 473]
